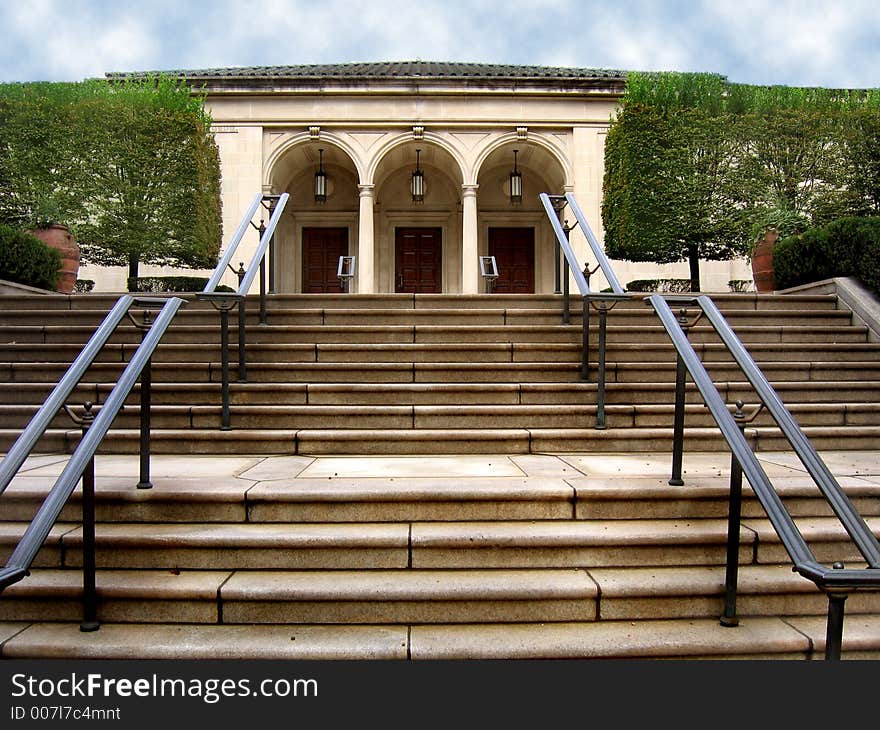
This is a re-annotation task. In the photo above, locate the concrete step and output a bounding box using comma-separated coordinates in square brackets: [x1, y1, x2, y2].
[8, 513, 873, 572]
[0, 567, 600, 625]
[2, 475, 576, 524]
[6, 380, 879, 410]
[3, 521, 410, 570]
[408, 516, 880, 569]
[6, 615, 878, 659]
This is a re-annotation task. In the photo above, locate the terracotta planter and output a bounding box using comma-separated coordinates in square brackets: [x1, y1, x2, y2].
[750, 229, 778, 293]
[28, 224, 80, 294]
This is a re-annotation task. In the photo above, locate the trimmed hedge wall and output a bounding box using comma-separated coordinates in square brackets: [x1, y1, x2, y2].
[774, 217, 880, 294]
[625, 278, 692, 293]
[128, 276, 233, 293]
[0, 223, 62, 290]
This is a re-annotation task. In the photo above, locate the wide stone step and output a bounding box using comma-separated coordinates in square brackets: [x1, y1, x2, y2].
[0, 567, 599, 625]
[8, 515, 874, 572]
[1, 522, 409, 570]
[589, 564, 880, 621]
[9, 614, 876, 660]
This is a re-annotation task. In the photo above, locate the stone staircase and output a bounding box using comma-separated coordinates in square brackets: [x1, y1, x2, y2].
[0, 451, 878, 659]
[1, 290, 880, 455]
[0, 289, 879, 659]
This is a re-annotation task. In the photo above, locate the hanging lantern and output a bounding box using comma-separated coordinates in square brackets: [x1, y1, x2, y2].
[314, 148, 327, 204]
[411, 148, 425, 204]
[510, 149, 523, 205]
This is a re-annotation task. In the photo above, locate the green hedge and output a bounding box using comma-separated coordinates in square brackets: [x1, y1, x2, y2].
[625, 278, 692, 293]
[774, 217, 880, 294]
[128, 275, 233, 293]
[0, 223, 62, 290]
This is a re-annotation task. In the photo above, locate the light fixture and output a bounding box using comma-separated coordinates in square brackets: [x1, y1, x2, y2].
[314, 148, 327, 204]
[510, 149, 523, 205]
[411, 148, 425, 204]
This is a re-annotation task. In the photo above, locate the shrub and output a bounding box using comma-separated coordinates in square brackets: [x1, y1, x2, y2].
[728, 279, 752, 292]
[625, 278, 692, 293]
[128, 275, 233, 293]
[73, 278, 95, 293]
[0, 223, 62, 290]
[774, 217, 880, 294]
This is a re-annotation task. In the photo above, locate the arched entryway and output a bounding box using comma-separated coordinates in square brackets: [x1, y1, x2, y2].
[266, 141, 360, 293]
[372, 141, 465, 293]
[476, 141, 567, 294]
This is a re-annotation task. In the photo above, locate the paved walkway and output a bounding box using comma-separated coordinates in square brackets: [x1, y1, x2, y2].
[10, 449, 880, 488]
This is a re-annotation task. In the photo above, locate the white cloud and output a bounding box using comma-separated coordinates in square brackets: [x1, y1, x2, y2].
[0, 0, 878, 88]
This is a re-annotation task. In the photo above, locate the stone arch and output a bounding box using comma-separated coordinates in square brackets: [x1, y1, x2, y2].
[367, 132, 466, 188]
[263, 132, 365, 192]
[473, 132, 572, 190]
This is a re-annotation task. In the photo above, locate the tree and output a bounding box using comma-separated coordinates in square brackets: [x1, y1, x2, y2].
[0, 76, 222, 288]
[602, 74, 880, 291]
[602, 73, 750, 291]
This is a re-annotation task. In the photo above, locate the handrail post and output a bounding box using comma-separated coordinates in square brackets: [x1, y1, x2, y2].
[721, 401, 747, 627]
[237, 263, 247, 382]
[562, 220, 571, 325]
[552, 197, 565, 294]
[137, 310, 152, 490]
[259, 255, 267, 326]
[264, 194, 280, 295]
[581, 295, 590, 381]
[669, 308, 690, 487]
[825, 563, 848, 660]
[220, 305, 232, 431]
[78, 402, 99, 632]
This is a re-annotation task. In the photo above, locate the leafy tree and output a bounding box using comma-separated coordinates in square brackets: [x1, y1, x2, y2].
[603, 73, 750, 291]
[0, 76, 222, 289]
[602, 73, 880, 290]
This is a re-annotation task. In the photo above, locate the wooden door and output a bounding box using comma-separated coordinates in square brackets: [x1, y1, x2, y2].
[395, 228, 442, 293]
[489, 227, 535, 293]
[302, 227, 348, 293]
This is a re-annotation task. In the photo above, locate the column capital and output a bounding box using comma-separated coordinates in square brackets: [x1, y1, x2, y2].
[461, 184, 479, 197]
[358, 184, 376, 198]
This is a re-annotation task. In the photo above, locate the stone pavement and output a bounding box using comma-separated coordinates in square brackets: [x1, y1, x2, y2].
[9, 448, 880, 490]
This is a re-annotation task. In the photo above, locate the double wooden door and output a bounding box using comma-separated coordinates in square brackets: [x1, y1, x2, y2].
[395, 227, 442, 293]
[488, 227, 535, 294]
[302, 227, 348, 293]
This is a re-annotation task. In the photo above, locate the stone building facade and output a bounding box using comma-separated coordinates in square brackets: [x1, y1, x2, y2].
[90, 62, 750, 293]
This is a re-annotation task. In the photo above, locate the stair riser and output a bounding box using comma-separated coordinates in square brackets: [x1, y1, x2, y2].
[1, 592, 877, 635]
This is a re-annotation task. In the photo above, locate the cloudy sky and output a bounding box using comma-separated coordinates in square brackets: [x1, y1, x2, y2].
[1, 0, 877, 88]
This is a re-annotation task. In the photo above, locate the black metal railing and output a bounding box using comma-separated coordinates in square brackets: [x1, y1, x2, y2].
[647, 293, 880, 660]
[197, 192, 289, 430]
[0, 295, 186, 630]
[539, 192, 629, 408]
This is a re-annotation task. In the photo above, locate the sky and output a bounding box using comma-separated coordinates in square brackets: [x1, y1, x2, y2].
[0, 0, 878, 89]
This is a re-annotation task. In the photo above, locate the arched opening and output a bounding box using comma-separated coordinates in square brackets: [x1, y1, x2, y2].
[372, 142, 465, 293]
[476, 142, 567, 294]
[267, 141, 360, 293]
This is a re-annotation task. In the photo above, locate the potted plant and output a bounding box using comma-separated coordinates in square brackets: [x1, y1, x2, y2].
[25, 199, 80, 294]
[747, 206, 808, 293]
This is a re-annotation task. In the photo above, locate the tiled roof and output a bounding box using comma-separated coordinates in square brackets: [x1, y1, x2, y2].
[107, 61, 627, 82]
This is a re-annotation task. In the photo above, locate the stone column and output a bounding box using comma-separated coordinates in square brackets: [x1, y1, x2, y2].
[461, 184, 479, 294]
[357, 185, 375, 293]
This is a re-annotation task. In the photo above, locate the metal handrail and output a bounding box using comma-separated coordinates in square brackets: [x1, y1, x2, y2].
[563, 193, 626, 295]
[197, 192, 289, 429]
[0, 296, 186, 593]
[539, 193, 591, 296]
[647, 293, 880, 659]
[0, 295, 170, 496]
[202, 193, 263, 294]
[539, 192, 629, 383]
